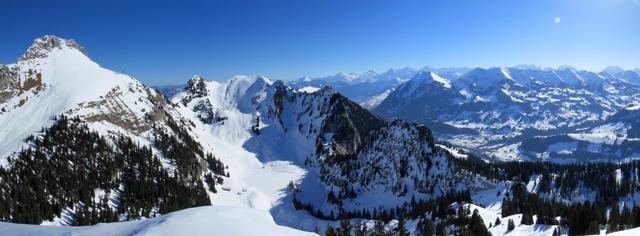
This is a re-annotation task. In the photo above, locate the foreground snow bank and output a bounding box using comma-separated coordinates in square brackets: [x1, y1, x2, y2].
[0, 206, 316, 236]
[609, 227, 640, 236]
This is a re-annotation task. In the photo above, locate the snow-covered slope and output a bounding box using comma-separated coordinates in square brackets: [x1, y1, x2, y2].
[519, 103, 640, 162]
[0, 206, 315, 236]
[0, 36, 137, 160]
[374, 66, 640, 162]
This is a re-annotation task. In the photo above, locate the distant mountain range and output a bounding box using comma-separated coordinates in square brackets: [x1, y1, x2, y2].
[288, 67, 470, 109]
[4, 35, 640, 235]
[372, 66, 640, 162]
[156, 65, 640, 163]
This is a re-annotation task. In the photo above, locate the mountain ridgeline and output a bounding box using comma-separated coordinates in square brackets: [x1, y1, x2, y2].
[373, 66, 640, 162]
[3, 36, 640, 235]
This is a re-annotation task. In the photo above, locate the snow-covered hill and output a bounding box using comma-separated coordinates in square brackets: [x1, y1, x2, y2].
[374, 66, 640, 162]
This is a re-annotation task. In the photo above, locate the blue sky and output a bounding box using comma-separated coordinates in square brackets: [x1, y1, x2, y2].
[1, 0, 638, 85]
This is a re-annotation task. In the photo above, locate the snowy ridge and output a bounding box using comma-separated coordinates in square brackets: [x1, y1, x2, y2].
[360, 87, 394, 109]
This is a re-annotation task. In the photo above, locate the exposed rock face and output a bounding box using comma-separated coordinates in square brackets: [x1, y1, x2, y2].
[0, 67, 45, 109]
[320, 94, 385, 157]
[81, 84, 171, 135]
[0, 66, 19, 104]
[182, 75, 208, 104]
[19, 35, 88, 61]
[0, 66, 18, 89]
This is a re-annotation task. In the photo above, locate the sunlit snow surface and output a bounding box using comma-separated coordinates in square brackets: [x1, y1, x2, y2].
[0, 206, 315, 236]
[0, 44, 133, 162]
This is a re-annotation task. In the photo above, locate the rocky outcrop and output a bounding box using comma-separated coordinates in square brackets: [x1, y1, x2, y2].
[320, 93, 385, 157]
[19, 35, 88, 61]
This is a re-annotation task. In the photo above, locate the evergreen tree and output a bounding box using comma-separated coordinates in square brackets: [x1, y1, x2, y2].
[632, 206, 640, 227]
[354, 222, 367, 236]
[340, 218, 352, 236]
[585, 220, 599, 235]
[417, 216, 434, 236]
[494, 217, 501, 226]
[437, 198, 449, 219]
[373, 221, 386, 236]
[436, 221, 447, 236]
[521, 213, 533, 225]
[326, 224, 338, 236]
[507, 219, 515, 231]
[621, 205, 631, 229]
[397, 217, 409, 236]
[468, 209, 490, 236]
[609, 205, 621, 233]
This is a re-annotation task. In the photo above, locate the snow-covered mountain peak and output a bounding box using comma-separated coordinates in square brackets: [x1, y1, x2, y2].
[500, 67, 513, 81]
[377, 67, 417, 81]
[459, 67, 514, 89]
[0, 36, 154, 160]
[512, 64, 541, 70]
[335, 72, 360, 81]
[411, 70, 452, 89]
[361, 70, 377, 77]
[557, 65, 577, 71]
[176, 74, 281, 116]
[184, 75, 209, 98]
[226, 75, 274, 100]
[190, 74, 206, 81]
[602, 66, 626, 76]
[18, 35, 88, 61]
[229, 75, 273, 87]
